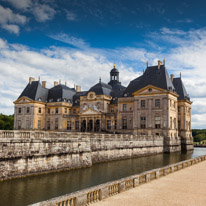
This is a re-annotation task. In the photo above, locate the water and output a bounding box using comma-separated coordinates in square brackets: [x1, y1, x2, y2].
[0, 148, 206, 206]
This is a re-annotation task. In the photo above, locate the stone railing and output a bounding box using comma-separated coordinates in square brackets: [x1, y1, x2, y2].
[0, 130, 162, 141]
[30, 154, 206, 206]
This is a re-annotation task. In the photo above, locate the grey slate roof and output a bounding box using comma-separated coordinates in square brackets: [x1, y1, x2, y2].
[88, 81, 112, 96]
[18, 81, 48, 102]
[124, 65, 175, 96]
[173, 78, 190, 100]
[72, 91, 88, 106]
[48, 84, 76, 102]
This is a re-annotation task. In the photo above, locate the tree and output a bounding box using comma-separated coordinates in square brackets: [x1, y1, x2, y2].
[0, 114, 14, 130]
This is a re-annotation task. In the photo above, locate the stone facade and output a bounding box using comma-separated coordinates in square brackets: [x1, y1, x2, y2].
[13, 60, 193, 151]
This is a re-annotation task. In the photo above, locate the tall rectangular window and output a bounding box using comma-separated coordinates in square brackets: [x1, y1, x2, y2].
[122, 118, 127, 129]
[115, 120, 117, 129]
[107, 120, 111, 129]
[26, 107, 30, 114]
[38, 120, 41, 129]
[18, 120, 21, 129]
[178, 120, 181, 129]
[174, 118, 176, 129]
[65, 108, 67, 114]
[123, 104, 127, 111]
[75, 121, 79, 130]
[38, 108, 41, 114]
[18, 108, 21, 114]
[141, 100, 145, 108]
[73, 109, 76, 114]
[55, 108, 58, 114]
[47, 120, 50, 130]
[55, 118, 58, 130]
[26, 120, 30, 129]
[155, 99, 160, 107]
[140, 117, 146, 129]
[170, 117, 172, 129]
[67, 121, 71, 130]
[155, 117, 161, 128]
[48, 108, 50, 114]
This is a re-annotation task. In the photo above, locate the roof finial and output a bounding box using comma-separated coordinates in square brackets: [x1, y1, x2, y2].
[113, 63, 116, 68]
[99, 77, 101, 83]
[146, 61, 148, 67]
[143, 68, 145, 73]
[38, 76, 40, 81]
[65, 81, 67, 86]
[163, 58, 165, 65]
[180, 72, 182, 78]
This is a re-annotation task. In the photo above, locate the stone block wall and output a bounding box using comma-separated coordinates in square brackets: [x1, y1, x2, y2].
[0, 130, 191, 181]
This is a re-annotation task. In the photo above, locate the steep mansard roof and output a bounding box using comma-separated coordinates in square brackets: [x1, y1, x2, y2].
[48, 84, 76, 102]
[173, 77, 190, 100]
[18, 81, 48, 102]
[88, 81, 112, 96]
[124, 65, 175, 96]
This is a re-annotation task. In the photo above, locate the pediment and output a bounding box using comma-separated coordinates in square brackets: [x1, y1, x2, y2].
[132, 85, 166, 96]
[81, 108, 101, 115]
[14, 96, 33, 104]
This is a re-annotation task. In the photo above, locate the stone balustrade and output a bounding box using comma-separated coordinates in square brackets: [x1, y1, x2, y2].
[0, 130, 163, 141]
[30, 154, 206, 206]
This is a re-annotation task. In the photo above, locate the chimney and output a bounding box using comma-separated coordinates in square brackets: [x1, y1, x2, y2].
[76, 85, 81, 92]
[54, 81, 58, 87]
[170, 74, 174, 82]
[29, 77, 35, 84]
[158, 60, 162, 69]
[42, 81, 46, 88]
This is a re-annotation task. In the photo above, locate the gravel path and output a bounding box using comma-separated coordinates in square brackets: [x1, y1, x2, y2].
[93, 161, 206, 206]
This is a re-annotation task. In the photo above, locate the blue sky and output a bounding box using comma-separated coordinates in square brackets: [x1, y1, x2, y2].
[0, 0, 206, 128]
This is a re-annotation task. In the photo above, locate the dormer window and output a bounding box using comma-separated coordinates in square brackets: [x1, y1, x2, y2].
[64, 98, 67, 102]
[38, 97, 42, 101]
[49, 99, 53, 102]
[57, 98, 61, 102]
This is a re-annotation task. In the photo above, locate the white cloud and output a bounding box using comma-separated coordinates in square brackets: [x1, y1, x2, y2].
[0, 5, 26, 34]
[5, 0, 32, 10]
[5, 0, 56, 23]
[0, 39, 8, 49]
[66, 10, 77, 21]
[49, 33, 89, 48]
[2, 24, 19, 34]
[0, 5, 26, 25]
[32, 3, 56, 22]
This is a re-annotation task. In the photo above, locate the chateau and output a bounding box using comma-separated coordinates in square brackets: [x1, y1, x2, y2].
[14, 60, 192, 140]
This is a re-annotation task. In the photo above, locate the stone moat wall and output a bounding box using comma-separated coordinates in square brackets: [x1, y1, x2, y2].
[0, 130, 192, 181]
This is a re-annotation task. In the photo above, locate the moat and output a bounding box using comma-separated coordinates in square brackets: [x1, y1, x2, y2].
[0, 148, 205, 206]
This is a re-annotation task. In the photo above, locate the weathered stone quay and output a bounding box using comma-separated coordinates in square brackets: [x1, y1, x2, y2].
[30, 154, 206, 206]
[0, 130, 191, 181]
